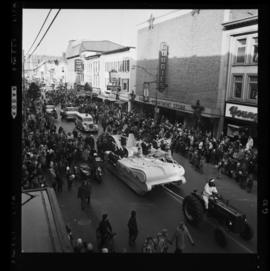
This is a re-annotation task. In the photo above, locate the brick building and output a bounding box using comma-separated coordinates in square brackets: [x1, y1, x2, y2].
[221, 10, 258, 143]
[133, 9, 257, 136]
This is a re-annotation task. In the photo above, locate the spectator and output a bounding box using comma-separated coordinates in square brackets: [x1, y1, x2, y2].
[127, 210, 138, 247]
[170, 222, 195, 253]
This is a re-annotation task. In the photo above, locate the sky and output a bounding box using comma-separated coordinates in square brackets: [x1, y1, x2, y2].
[23, 9, 179, 57]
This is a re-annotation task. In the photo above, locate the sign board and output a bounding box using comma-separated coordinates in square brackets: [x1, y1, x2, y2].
[109, 70, 118, 82]
[158, 42, 168, 92]
[225, 103, 257, 122]
[143, 82, 149, 97]
[74, 59, 84, 72]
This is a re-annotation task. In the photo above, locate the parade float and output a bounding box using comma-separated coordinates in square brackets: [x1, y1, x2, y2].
[97, 133, 186, 195]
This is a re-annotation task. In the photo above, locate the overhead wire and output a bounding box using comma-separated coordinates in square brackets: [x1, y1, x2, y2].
[25, 9, 52, 58]
[27, 9, 61, 60]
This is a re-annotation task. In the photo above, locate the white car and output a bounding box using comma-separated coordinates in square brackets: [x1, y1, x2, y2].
[45, 105, 57, 119]
[75, 113, 98, 133]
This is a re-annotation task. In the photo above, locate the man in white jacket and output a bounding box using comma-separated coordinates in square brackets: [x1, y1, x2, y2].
[202, 178, 219, 210]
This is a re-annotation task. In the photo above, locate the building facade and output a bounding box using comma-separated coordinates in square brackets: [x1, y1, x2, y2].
[222, 11, 258, 143]
[133, 9, 258, 136]
[65, 40, 126, 90]
[31, 59, 67, 87]
[101, 47, 136, 105]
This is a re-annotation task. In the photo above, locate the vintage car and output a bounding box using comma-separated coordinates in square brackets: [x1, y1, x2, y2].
[98, 133, 186, 195]
[75, 113, 98, 133]
[45, 105, 58, 119]
[60, 106, 79, 121]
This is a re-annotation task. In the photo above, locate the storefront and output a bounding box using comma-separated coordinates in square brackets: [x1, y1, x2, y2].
[133, 95, 221, 134]
[224, 102, 257, 144]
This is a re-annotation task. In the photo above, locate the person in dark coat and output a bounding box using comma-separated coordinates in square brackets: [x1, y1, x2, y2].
[96, 214, 113, 251]
[77, 180, 92, 210]
[128, 210, 138, 246]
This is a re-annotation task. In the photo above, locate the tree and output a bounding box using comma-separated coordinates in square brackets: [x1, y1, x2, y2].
[27, 82, 41, 101]
[84, 82, 92, 92]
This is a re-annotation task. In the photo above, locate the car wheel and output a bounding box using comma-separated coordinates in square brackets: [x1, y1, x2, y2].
[240, 222, 253, 241]
[214, 227, 227, 248]
[182, 195, 205, 226]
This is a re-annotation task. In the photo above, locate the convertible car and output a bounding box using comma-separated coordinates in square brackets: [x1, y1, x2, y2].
[98, 133, 186, 195]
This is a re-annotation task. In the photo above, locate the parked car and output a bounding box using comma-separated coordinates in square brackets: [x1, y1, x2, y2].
[45, 105, 58, 119]
[75, 113, 98, 133]
[60, 106, 79, 121]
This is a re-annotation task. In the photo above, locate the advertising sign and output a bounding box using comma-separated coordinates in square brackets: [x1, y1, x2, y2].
[158, 42, 168, 92]
[74, 59, 84, 72]
[225, 103, 257, 122]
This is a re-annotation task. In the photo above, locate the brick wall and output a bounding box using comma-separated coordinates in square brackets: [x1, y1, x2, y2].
[136, 9, 225, 111]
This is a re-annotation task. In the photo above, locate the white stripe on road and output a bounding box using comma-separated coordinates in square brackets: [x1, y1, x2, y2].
[161, 185, 255, 254]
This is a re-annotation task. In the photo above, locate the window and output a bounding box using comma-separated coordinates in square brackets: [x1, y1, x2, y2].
[232, 75, 243, 98]
[122, 79, 129, 91]
[252, 37, 258, 63]
[127, 60, 130, 72]
[248, 75, 257, 100]
[235, 39, 247, 64]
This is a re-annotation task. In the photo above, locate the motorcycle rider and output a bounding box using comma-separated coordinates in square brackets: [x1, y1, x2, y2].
[202, 178, 219, 210]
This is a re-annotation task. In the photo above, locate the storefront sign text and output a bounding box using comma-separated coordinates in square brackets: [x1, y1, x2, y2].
[158, 42, 168, 92]
[225, 103, 257, 122]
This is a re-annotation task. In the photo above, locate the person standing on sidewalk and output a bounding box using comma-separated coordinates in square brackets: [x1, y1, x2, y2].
[170, 222, 195, 253]
[77, 180, 89, 210]
[127, 210, 138, 247]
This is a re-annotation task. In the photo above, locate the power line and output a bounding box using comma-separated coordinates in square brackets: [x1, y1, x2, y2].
[27, 9, 61, 60]
[25, 9, 52, 58]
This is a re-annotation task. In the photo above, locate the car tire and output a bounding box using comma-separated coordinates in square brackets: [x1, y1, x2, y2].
[214, 227, 227, 248]
[183, 195, 205, 226]
[239, 222, 253, 241]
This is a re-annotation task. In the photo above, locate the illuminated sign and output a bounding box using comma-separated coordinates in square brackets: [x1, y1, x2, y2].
[225, 103, 257, 122]
[158, 42, 168, 92]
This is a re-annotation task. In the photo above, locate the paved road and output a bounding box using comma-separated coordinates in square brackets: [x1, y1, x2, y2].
[53, 110, 257, 253]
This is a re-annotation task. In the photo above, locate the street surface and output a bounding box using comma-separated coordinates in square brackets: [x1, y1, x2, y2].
[53, 106, 257, 253]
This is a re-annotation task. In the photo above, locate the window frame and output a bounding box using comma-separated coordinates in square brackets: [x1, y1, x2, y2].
[234, 38, 247, 65]
[231, 73, 244, 100]
[250, 36, 258, 64]
[246, 73, 258, 103]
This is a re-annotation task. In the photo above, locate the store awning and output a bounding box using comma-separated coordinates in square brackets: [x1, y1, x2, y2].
[115, 100, 128, 104]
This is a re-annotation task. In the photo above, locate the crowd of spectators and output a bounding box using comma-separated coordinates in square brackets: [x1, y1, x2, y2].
[22, 85, 257, 253]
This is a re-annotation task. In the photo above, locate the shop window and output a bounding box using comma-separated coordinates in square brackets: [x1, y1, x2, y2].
[122, 79, 129, 91]
[235, 39, 247, 64]
[248, 75, 257, 100]
[251, 37, 258, 64]
[232, 75, 243, 99]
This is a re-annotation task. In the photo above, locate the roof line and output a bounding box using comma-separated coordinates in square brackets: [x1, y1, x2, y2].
[222, 15, 258, 27]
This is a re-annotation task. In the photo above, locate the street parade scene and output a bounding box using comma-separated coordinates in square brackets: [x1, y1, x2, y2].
[21, 9, 258, 254]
